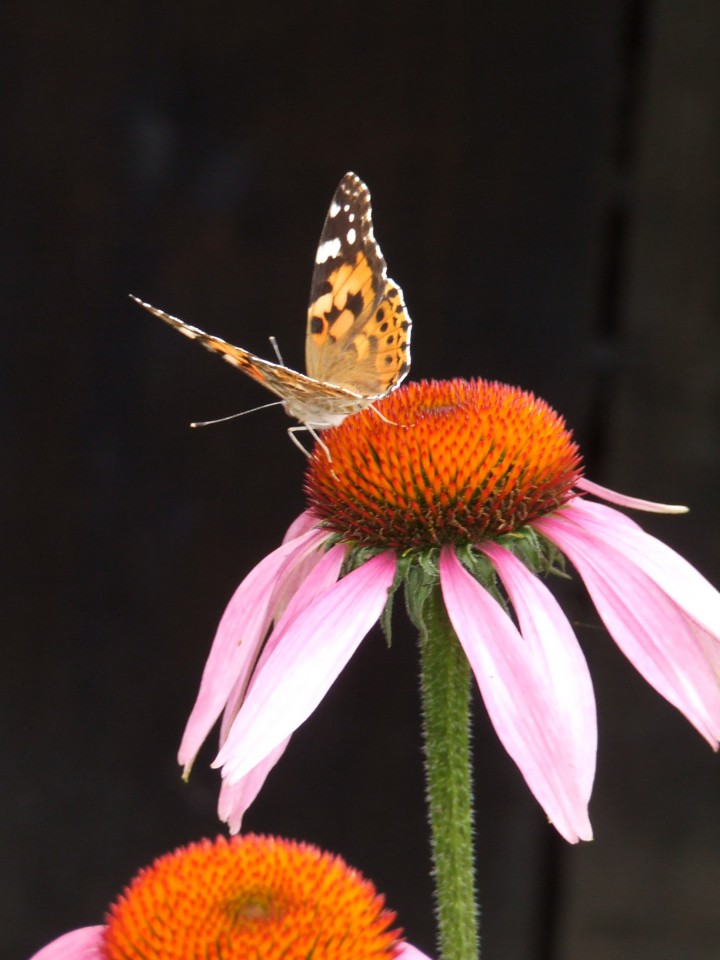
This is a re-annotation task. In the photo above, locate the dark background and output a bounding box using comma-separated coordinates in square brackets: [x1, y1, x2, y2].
[3, 2, 719, 958]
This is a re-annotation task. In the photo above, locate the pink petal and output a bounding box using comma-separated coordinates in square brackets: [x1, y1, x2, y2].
[215, 552, 397, 784]
[178, 525, 326, 771]
[252, 544, 348, 678]
[218, 544, 346, 745]
[213, 548, 346, 826]
[395, 943, 435, 960]
[218, 737, 291, 833]
[439, 547, 593, 842]
[210, 547, 346, 829]
[281, 509, 321, 542]
[577, 477, 688, 513]
[29, 927, 105, 960]
[481, 542, 597, 801]
[563, 498, 720, 640]
[537, 509, 720, 746]
[270, 512, 331, 619]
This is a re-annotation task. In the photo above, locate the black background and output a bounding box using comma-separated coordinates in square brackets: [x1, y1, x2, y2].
[3, 2, 720, 958]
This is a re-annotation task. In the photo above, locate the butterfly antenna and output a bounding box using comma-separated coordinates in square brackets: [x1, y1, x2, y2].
[190, 400, 285, 428]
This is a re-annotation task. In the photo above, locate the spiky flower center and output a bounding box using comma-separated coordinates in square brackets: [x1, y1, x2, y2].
[306, 378, 582, 549]
[103, 835, 400, 959]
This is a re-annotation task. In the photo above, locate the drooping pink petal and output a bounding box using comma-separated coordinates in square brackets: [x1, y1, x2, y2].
[281, 509, 322, 543]
[29, 927, 105, 960]
[270, 511, 330, 619]
[439, 547, 593, 842]
[395, 943, 435, 960]
[692, 620, 720, 681]
[218, 544, 346, 745]
[218, 737, 291, 834]
[215, 552, 397, 785]
[577, 477, 688, 513]
[178, 524, 327, 772]
[252, 544, 348, 680]
[481, 542, 597, 802]
[210, 547, 347, 830]
[536, 508, 720, 747]
[562, 497, 720, 640]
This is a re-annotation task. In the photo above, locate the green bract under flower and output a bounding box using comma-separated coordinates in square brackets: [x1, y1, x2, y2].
[305, 378, 583, 550]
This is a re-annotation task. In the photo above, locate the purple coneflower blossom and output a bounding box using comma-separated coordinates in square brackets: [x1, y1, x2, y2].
[180, 378, 720, 842]
[30, 834, 430, 960]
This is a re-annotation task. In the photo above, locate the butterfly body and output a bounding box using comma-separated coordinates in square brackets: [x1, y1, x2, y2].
[133, 172, 411, 431]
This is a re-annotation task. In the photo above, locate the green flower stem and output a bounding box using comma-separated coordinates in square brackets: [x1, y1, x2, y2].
[418, 582, 479, 960]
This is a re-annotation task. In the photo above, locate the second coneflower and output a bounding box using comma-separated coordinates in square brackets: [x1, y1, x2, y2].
[30, 834, 429, 960]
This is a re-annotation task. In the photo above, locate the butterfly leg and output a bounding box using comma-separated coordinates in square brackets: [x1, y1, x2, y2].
[287, 425, 312, 458]
[368, 403, 408, 428]
[287, 425, 332, 461]
[269, 336, 285, 365]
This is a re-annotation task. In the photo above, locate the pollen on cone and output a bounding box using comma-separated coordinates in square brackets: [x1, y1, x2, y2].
[103, 835, 401, 960]
[305, 378, 583, 548]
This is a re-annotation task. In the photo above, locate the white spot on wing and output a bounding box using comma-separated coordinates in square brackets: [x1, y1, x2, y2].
[315, 237, 342, 264]
[329, 201, 340, 217]
[347, 227, 356, 244]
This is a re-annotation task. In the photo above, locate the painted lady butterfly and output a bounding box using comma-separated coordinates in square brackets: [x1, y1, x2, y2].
[132, 172, 411, 437]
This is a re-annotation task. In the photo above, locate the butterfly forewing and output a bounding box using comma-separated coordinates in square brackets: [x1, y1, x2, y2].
[305, 173, 411, 396]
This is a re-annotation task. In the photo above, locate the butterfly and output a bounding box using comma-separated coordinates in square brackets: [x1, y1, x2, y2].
[132, 172, 412, 444]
